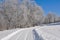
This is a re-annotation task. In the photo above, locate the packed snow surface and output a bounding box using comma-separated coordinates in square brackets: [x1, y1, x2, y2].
[0, 25, 60, 40]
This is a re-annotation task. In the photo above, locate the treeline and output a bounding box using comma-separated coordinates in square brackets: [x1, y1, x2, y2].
[43, 12, 60, 24]
[0, 0, 60, 30]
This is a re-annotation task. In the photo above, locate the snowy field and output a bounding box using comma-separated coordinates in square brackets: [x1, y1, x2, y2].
[0, 25, 60, 40]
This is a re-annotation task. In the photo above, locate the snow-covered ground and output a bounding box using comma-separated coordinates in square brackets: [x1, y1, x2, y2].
[0, 25, 60, 40]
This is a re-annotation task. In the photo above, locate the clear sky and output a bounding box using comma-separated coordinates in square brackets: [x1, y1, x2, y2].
[35, 0, 60, 16]
[0, 0, 3, 3]
[0, 0, 60, 16]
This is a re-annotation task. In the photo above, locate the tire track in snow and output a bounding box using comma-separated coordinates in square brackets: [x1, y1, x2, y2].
[16, 29, 29, 40]
[1, 29, 25, 40]
[33, 29, 44, 40]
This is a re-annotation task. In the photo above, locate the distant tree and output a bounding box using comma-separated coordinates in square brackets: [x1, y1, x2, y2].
[55, 17, 60, 22]
[43, 12, 56, 24]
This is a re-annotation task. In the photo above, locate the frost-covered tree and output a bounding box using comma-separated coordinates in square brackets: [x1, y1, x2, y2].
[0, 1, 9, 30]
[43, 12, 56, 24]
[0, 0, 44, 30]
[55, 16, 60, 22]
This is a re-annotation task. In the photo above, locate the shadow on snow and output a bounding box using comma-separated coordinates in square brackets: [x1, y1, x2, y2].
[33, 29, 44, 40]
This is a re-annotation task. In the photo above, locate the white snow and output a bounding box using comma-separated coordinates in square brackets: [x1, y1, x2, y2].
[0, 25, 60, 40]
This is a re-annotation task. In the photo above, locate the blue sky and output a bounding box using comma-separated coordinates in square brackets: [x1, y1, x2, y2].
[35, 0, 60, 16]
[0, 0, 4, 3]
[0, 0, 60, 16]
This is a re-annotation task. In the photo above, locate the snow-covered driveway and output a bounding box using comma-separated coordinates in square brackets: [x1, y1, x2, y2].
[0, 25, 60, 40]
